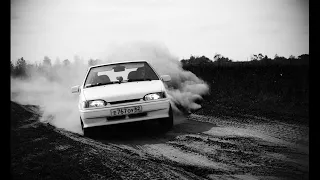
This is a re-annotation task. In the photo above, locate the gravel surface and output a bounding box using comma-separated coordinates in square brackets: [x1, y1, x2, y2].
[93, 113, 309, 180]
[11, 101, 309, 180]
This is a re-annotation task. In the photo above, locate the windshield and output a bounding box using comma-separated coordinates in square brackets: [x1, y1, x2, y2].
[84, 62, 159, 88]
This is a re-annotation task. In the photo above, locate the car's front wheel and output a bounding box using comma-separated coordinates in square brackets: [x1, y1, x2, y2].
[159, 105, 173, 131]
[80, 117, 94, 137]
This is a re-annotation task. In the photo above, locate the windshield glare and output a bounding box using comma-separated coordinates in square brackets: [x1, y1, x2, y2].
[84, 62, 159, 88]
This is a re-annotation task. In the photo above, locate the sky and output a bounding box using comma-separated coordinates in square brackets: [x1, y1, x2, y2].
[11, 0, 309, 63]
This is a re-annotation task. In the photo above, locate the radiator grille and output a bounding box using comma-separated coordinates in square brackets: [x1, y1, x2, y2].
[109, 98, 141, 105]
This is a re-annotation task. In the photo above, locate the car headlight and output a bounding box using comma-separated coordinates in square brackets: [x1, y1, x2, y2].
[144, 92, 166, 101]
[82, 100, 107, 108]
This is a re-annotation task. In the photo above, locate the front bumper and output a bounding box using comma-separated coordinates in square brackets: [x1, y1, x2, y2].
[80, 99, 170, 128]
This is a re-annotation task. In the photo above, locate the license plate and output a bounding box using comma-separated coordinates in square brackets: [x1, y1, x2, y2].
[110, 106, 142, 116]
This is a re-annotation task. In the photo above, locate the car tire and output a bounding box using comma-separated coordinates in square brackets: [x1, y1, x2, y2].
[83, 127, 95, 138]
[80, 117, 94, 138]
[159, 105, 173, 131]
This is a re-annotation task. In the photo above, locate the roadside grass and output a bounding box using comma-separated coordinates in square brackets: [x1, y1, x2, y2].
[182, 64, 309, 125]
[196, 91, 308, 125]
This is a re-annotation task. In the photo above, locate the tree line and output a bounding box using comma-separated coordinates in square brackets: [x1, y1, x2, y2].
[10, 56, 104, 80]
[181, 53, 309, 67]
[11, 53, 309, 79]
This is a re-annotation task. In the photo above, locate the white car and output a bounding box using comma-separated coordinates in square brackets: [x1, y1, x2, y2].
[71, 60, 173, 136]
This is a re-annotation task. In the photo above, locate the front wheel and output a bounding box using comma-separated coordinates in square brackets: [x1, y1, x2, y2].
[159, 105, 173, 131]
[80, 117, 94, 137]
[83, 127, 95, 138]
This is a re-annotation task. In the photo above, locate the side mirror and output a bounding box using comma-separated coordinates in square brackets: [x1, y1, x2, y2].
[160, 75, 171, 82]
[71, 85, 80, 93]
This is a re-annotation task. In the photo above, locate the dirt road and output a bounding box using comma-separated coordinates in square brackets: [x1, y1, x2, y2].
[76, 113, 309, 180]
[11, 102, 309, 180]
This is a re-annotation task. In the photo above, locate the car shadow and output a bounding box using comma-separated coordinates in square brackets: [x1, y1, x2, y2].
[90, 114, 217, 146]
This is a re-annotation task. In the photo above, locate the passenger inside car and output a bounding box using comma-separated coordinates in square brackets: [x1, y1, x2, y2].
[136, 67, 145, 79]
[97, 75, 111, 84]
[127, 71, 137, 81]
[90, 72, 111, 84]
[127, 66, 158, 81]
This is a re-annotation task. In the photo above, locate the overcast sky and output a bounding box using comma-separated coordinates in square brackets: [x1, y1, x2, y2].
[11, 0, 309, 62]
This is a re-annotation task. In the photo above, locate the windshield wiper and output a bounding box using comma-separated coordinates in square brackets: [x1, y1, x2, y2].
[85, 82, 115, 88]
[128, 78, 152, 82]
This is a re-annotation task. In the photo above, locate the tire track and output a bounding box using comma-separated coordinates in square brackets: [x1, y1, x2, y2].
[96, 113, 309, 180]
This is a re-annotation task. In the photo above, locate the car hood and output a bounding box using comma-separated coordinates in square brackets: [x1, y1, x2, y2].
[82, 80, 165, 102]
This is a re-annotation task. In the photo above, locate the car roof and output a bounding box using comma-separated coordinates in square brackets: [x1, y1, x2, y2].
[89, 60, 148, 69]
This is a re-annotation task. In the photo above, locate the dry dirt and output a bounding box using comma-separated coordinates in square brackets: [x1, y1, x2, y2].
[11, 101, 309, 180]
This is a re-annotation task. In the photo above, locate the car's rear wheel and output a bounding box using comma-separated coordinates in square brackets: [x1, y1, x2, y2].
[159, 105, 173, 131]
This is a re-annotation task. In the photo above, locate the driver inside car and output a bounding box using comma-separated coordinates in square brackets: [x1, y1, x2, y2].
[136, 67, 145, 79]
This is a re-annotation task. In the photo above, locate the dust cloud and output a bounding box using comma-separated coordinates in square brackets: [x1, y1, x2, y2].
[104, 41, 210, 115]
[11, 63, 87, 134]
[11, 41, 209, 133]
